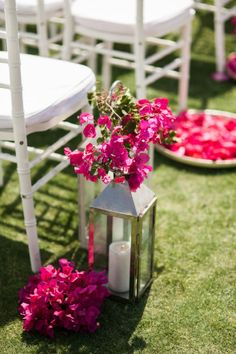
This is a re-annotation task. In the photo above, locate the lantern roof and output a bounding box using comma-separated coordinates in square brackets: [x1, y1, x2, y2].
[90, 181, 157, 217]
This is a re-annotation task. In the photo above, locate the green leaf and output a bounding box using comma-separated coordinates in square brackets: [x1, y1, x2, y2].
[96, 137, 104, 144]
[90, 164, 98, 176]
[123, 120, 136, 134]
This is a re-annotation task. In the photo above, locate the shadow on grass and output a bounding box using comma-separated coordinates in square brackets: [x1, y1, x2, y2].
[21, 292, 149, 354]
[0, 158, 78, 247]
[0, 163, 17, 197]
[148, 56, 235, 110]
[0, 235, 51, 328]
[0, 191, 77, 248]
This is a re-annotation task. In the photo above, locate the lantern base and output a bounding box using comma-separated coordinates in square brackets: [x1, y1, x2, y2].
[107, 278, 154, 303]
[108, 288, 130, 303]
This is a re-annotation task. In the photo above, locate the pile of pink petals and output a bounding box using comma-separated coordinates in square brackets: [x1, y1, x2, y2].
[167, 111, 236, 161]
[18, 259, 110, 337]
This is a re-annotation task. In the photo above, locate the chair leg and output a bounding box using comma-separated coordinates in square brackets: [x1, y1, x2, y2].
[178, 16, 192, 112]
[134, 36, 146, 99]
[19, 23, 26, 53]
[62, 1, 74, 61]
[17, 157, 41, 272]
[62, 25, 73, 60]
[214, 9, 225, 73]
[16, 140, 41, 272]
[102, 41, 112, 89]
[0, 151, 3, 187]
[49, 22, 57, 40]
[36, 5, 49, 56]
[37, 23, 49, 56]
[88, 38, 97, 74]
[21, 193, 41, 273]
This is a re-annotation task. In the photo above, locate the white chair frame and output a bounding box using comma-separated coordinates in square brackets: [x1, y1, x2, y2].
[195, 0, 236, 73]
[0, 0, 64, 57]
[63, 0, 194, 111]
[0, 0, 95, 272]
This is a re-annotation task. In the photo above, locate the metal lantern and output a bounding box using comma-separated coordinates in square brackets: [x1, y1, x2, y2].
[88, 180, 157, 303]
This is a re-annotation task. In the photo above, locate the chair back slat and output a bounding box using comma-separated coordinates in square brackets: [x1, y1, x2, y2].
[0, 83, 10, 89]
[0, 57, 8, 63]
[0, 29, 7, 39]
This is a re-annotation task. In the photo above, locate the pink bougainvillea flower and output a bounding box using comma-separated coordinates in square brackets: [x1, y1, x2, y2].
[64, 148, 83, 166]
[101, 174, 111, 184]
[139, 103, 152, 117]
[83, 124, 96, 138]
[135, 152, 150, 165]
[97, 168, 106, 177]
[78, 112, 94, 124]
[153, 97, 169, 109]
[18, 260, 110, 337]
[114, 176, 125, 184]
[127, 172, 144, 191]
[98, 115, 112, 130]
[137, 98, 150, 106]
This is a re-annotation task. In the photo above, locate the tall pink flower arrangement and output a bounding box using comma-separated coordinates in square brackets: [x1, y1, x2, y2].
[65, 83, 176, 191]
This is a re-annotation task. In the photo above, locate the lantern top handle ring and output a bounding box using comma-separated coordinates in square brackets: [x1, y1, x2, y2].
[109, 80, 123, 96]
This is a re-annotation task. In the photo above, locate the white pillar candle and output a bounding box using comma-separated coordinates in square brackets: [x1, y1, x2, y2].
[108, 241, 131, 293]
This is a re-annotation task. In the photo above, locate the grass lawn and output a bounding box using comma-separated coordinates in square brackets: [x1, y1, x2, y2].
[0, 7, 236, 354]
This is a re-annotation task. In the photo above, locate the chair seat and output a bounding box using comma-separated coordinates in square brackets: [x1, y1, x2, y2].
[0, 52, 95, 130]
[72, 0, 194, 37]
[0, 0, 63, 16]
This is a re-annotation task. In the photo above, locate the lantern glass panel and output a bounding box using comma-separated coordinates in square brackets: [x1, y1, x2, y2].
[93, 212, 107, 269]
[78, 176, 103, 248]
[139, 208, 154, 293]
[112, 217, 131, 243]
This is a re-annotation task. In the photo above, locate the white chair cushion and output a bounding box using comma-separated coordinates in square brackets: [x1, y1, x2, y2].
[72, 0, 194, 37]
[0, 52, 95, 130]
[0, 0, 63, 16]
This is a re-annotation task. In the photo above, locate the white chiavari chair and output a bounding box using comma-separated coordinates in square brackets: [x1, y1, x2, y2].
[195, 0, 236, 77]
[0, 0, 95, 272]
[0, 0, 65, 57]
[63, 0, 194, 111]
